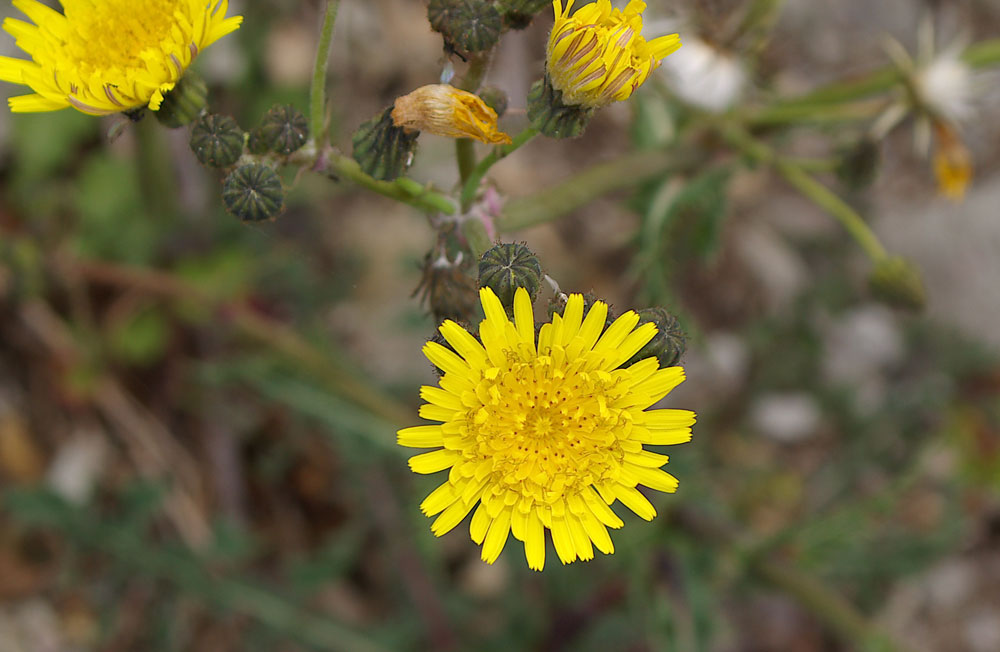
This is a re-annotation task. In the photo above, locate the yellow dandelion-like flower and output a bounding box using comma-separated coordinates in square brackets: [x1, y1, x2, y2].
[391, 84, 512, 146]
[0, 0, 242, 115]
[547, 0, 680, 109]
[398, 287, 695, 570]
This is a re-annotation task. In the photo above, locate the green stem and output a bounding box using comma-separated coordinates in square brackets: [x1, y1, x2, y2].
[752, 557, 903, 652]
[134, 118, 178, 221]
[452, 52, 492, 188]
[722, 124, 887, 262]
[751, 37, 1000, 120]
[460, 127, 538, 210]
[461, 218, 493, 262]
[497, 148, 700, 232]
[456, 138, 476, 186]
[325, 153, 457, 215]
[309, 0, 341, 145]
[746, 99, 885, 128]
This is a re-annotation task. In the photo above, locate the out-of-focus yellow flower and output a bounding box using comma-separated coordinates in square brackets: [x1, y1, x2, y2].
[391, 84, 512, 145]
[0, 0, 242, 115]
[933, 122, 972, 201]
[399, 287, 695, 570]
[547, 0, 680, 109]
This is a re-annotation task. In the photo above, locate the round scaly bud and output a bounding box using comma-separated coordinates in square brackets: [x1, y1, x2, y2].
[477, 85, 509, 119]
[624, 307, 687, 368]
[257, 104, 310, 155]
[155, 71, 209, 128]
[478, 243, 543, 309]
[427, 0, 502, 54]
[222, 163, 285, 222]
[189, 114, 244, 168]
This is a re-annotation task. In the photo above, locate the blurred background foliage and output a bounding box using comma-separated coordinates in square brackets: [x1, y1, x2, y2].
[1, 0, 1000, 651]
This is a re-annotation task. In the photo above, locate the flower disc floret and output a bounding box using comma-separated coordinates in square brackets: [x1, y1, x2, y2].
[0, 0, 242, 115]
[546, 0, 680, 109]
[399, 287, 695, 570]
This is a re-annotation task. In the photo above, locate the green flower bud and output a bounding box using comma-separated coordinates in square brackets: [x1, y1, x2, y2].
[624, 307, 687, 368]
[868, 256, 926, 312]
[498, 0, 550, 29]
[351, 105, 420, 181]
[222, 163, 285, 222]
[527, 75, 593, 139]
[189, 114, 244, 168]
[478, 242, 543, 309]
[477, 85, 509, 119]
[257, 104, 310, 155]
[155, 70, 208, 128]
[837, 136, 881, 191]
[417, 254, 479, 325]
[428, 0, 502, 54]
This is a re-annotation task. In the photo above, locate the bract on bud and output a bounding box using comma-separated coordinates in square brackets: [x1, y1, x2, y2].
[417, 254, 480, 325]
[477, 86, 509, 119]
[222, 163, 285, 222]
[257, 104, 310, 155]
[428, 0, 502, 54]
[189, 114, 244, 168]
[498, 0, 551, 29]
[527, 75, 593, 139]
[624, 307, 687, 368]
[352, 106, 420, 181]
[868, 256, 926, 312]
[478, 243, 543, 309]
[155, 70, 208, 128]
[392, 85, 512, 145]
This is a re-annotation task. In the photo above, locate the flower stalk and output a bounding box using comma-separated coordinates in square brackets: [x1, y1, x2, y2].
[310, 0, 341, 146]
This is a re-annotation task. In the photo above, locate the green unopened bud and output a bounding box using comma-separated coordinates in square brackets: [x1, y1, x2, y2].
[352, 105, 420, 181]
[625, 307, 687, 368]
[257, 104, 310, 155]
[222, 163, 285, 222]
[527, 75, 593, 139]
[477, 86, 508, 119]
[837, 136, 881, 191]
[868, 256, 926, 311]
[478, 242, 543, 308]
[417, 254, 479, 324]
[498, 0, 550, 29]
[189, 114, 244, 168]
[155, 71, 208, 128]
[428, 0, 502, 54]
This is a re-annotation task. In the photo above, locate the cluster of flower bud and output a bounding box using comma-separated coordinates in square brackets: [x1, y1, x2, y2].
[187, 104, 310, 222]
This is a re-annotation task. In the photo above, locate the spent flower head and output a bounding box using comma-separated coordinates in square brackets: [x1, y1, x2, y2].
[546, 0, 681, 110]
[392, 84, 512, 145]
[399, 287, 695, 570]
[0, 0, 242, 115]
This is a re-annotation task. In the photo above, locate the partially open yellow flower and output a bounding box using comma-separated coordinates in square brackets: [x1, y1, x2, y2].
[0, 0, 242, 115]
[547, 0, 680, 109]
[391, 84, 512, 145]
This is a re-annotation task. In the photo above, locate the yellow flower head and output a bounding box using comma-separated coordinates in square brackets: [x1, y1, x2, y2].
[933, 122, 972, 201]
[547, 0, 680, 109]
[399, 287, 695, 570]
[0, 0, 242, 115]
[391, 84, 512, 146]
